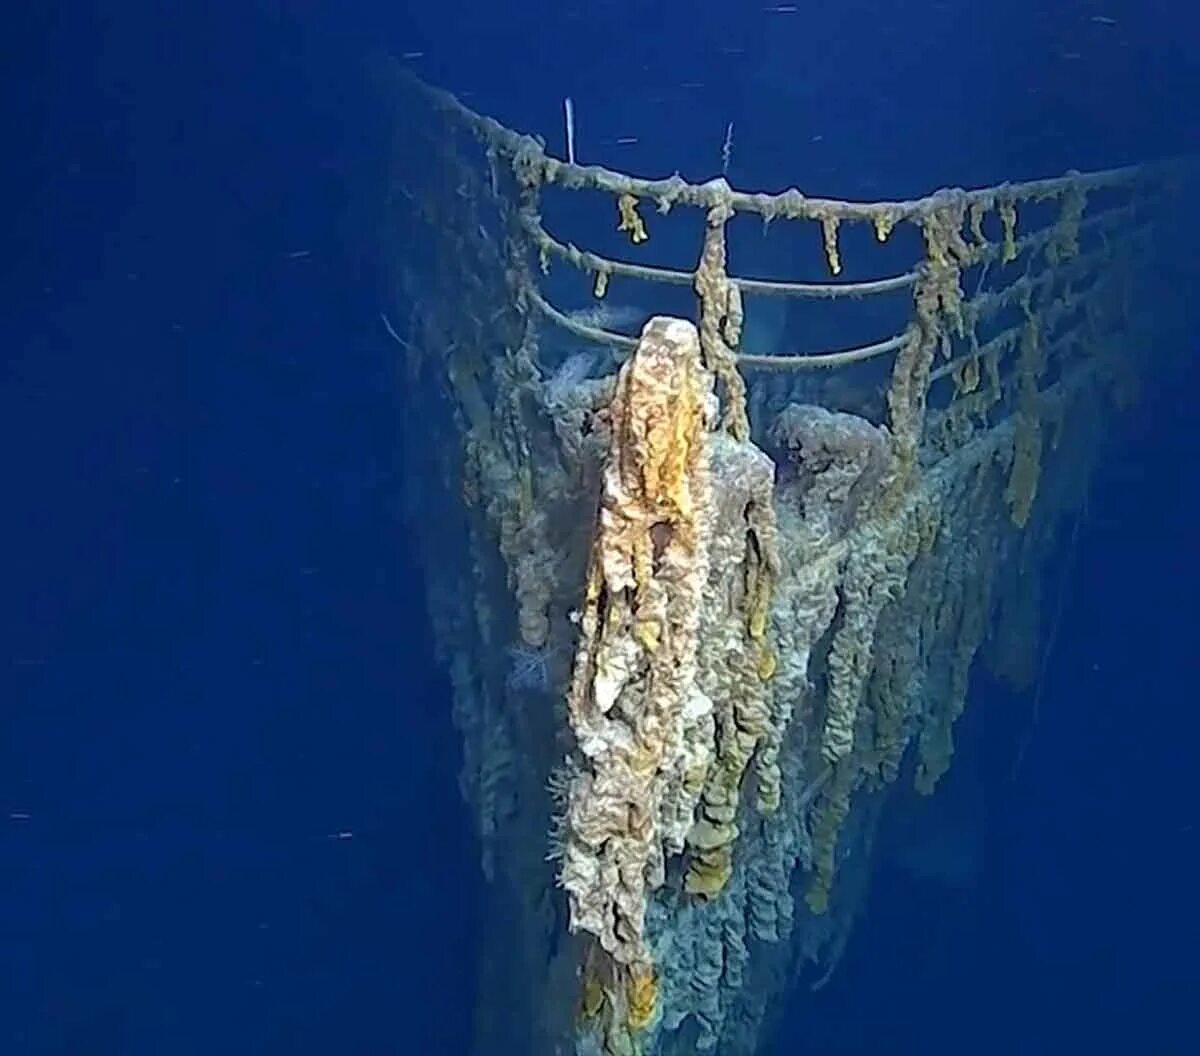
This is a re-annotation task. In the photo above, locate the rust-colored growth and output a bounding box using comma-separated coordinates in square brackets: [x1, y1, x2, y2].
[559, 315, 716, 976]
[968, 199, 988, 245]
[617, 193, 649, 244]
[873, 209, 899, 243]
[578, 974, 606, 1024]
[684, 736, 748, 899]
[745, 550, 773, 642]
[952, 355, 981, 397]
[999, 198, 1019, 263]
[608, 316, 711, 586]
[756, 645, 777, 682]
[625, 962, 658, 1031]
[821, 216, 842, 275]
[1005, 316, 1046, 527]
[693, 200, 750, 442]
[633, 347, 706, 505]
[576, 942, 618, 1043]
[1046, 186, 1086, 264]
[684, 843, 733, 898]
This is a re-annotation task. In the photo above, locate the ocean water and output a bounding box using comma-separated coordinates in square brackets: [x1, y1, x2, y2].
[4, 2, 1197, 1054]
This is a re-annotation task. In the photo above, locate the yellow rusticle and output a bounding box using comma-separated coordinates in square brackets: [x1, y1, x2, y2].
[952, 355, 981, 397]
[999, 198, 1019, 263]
[1046, 186, 1087, 264]
[617, 193, 649, 244]
[625, 963, 658, 1030]
[693, 200, 750, 440]
[968, 199, 988, 245]
[558, 317, 716, 977]
[579, 974, 605, 1022]
[806, 765, 853, 914]
[821, 216, 842, 275]
[1006, 316, 1046, 527]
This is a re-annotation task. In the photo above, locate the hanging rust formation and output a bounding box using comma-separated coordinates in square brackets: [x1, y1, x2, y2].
[380, 60, 1177, 1056]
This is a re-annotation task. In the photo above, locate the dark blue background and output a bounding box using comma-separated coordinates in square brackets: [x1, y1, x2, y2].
[3, 2, 1196, 1053]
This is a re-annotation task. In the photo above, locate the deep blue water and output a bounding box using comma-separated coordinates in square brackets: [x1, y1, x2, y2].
[4, 2, 1197, 1054]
